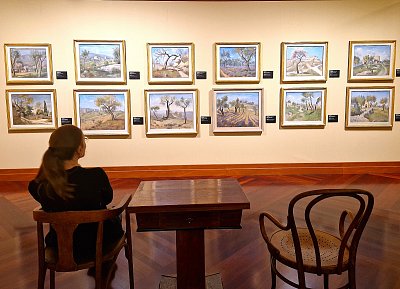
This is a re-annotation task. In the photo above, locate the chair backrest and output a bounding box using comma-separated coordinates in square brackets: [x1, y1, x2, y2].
[33, 194, 132, 271]
[286, 189, 374, 275]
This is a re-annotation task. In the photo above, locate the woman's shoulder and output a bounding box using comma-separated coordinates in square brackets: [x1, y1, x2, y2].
[70, 166, 108, 179]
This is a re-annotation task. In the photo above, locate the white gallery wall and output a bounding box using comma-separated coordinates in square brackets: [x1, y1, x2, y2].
[0, 0, 399, 169]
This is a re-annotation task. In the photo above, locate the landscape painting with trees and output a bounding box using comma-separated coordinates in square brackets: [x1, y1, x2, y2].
[281, 88, 326, 128]
[281, 42, 327, 83]
[4, 44, 53, 84]
[74, 41, 126, 84]
[148, 43, 194, 84]
[74, 90, 130, 136]
[145, 90, 198, 135]
[6, 90, 57, 131]
[213, 89, 262, 132]
[348, 41, 396, 81]
[215, 43, 260, 83]
[346, 87, 394, 128]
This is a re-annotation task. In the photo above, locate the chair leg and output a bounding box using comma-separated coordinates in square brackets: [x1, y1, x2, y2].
[348, 266, 356, 289]
[49, 270, 55, 289]
[125, 244, 135, 289]
[37, 265, 46, 289]
[95, 265, 103, 289]
[270, 257, 276, 289]
[324, 274, 329, 289]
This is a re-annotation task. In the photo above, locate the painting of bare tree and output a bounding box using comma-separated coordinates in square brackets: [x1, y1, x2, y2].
[345, 87, 394, 128]
[74, 90, 130, 136]
[215, 43, 260, 83]
[280, 88, 327, 128]
[74, 40, 126, 84]
[213, 89, 262, 132]
[145, 90, 198, 135]
[4, 44, 53, 84]
[147, 43, 194, 84]
[281, 42, 328, 83]
[6, 89, 57, 131]
[348, 41, 396, 82]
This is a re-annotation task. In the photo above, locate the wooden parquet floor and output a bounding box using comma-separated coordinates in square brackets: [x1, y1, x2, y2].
[0, 174, 399, 289]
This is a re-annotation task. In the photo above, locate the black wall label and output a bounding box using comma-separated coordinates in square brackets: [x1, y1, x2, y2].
[196, 71, 207, 79]
[129, 71, 140, 80]
[56, 71, 68, 79]
[61, 118, 72, 125]
[263, 71, 274, 79]
[328, 115, 339, 122]
[396, 69, 400, 77]
[265, 115, 276, 123]
[395, 114, 400, 121]
[132, 117, 144, 125]
[201, 116, 211, 124]
[329, 70, 340, 78]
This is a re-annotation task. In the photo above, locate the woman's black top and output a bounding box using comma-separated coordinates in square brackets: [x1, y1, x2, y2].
[28, 166, 123, 262]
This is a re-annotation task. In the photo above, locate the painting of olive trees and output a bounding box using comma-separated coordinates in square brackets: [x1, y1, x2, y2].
[346, 87, 394, 128]
[145, 90, 198, 135]
[282, 42, 327, 82]
[281, 88, 326, 127]
[6, 90, 57, 131]
[74, 41, 126, 84]
[74, 90, 130, 136]
[147, 43, 194, 84]
[215, 43, 260, 83]
[348, 41, 396, 81]
[213, 89, 262, 132]
[4, 44, 53, 84]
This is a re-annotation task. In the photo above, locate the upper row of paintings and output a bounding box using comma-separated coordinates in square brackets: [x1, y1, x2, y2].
[3, 40, 397, 85]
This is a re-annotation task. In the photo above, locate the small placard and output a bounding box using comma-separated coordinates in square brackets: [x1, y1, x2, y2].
[201, 116, 211, 124]
[265, 116, 276, 123]
[129, 71, 140, 80]
[328, 115, 339, 122]
[395, 114, 400, 121]
[196, 71, 207, 79]
[396, 69, 400, 77]
[263, 71, 274, 79]
[329, 70, 340, 78]
[56, 71, 68, 79]
[61, 118, 73, 125]
[132, 117, 144, 125]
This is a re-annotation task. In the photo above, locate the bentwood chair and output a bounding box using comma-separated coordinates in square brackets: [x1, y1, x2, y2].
[259, 189, 374, 289]
[33, 194, 134, 289]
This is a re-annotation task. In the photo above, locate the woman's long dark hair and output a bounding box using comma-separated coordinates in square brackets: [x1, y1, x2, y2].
[35, 125, 84, 199]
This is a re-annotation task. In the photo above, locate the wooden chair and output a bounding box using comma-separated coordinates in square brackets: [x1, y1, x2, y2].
[259, 189, 374, 289]
[33, 194, 134, 289]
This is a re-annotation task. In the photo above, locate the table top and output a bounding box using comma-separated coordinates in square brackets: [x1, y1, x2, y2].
[128, 178, 250, 213]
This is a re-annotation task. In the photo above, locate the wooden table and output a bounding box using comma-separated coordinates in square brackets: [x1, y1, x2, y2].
[127, 178, 250, 289]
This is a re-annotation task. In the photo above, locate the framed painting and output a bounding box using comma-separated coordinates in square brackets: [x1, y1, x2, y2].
[213, 88, 263, 133]
[215, 42, 261, 84]
[281, 42, 328, 83]
[280, 88, 327, 128]
[345, 87, 394, 129]
[147, 43, 194, 84]
[5, 89, 58, 132]
[348, 40, 396, 82]
[145, 89, 198, 135]
[74, 89, 131, 136]
[73, 40, 127, 84]
[4, 44, 53, 84]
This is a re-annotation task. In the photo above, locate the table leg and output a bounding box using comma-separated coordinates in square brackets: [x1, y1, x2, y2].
[176, 229, 205, 289]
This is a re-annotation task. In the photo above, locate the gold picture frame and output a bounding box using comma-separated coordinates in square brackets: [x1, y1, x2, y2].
[280, 87, 327, 128]
[281, 41, 328, 83]
[215, 42, 261, 84]
[5, 89, 58, 132]
[347, 40, 396, 82]
[345, 86, 395, 129]
[4, 43, 54, 84]
[73, 40, 127, 84]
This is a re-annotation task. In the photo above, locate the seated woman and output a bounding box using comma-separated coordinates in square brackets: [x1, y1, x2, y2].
[28, 124, 123, 266]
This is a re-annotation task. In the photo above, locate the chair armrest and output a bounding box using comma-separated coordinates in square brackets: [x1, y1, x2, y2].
[339, 209, 354, 239]
[259, 212, 289, 254]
